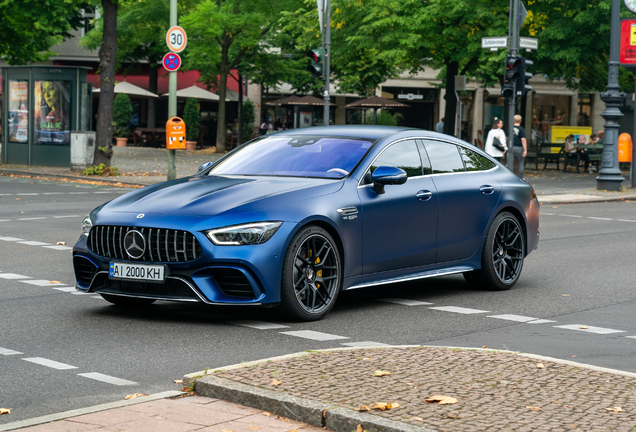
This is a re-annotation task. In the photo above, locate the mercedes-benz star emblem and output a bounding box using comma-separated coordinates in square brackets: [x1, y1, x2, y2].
[137, 213, 145, 219]
[124, 230, 146, 259]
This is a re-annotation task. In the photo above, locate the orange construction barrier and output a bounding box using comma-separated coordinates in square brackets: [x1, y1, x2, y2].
[166, 117, 186, 150]
[618, 133, 632, 163]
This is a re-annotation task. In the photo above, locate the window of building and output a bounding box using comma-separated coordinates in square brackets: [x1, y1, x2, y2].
[577, 94, 592, 126]
[83, 7, 96, 36]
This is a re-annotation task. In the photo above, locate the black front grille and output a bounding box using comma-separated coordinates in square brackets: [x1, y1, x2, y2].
[211, 268, 255, 299]
[88, 226, 203, 263]
[92, 273, 200, 301]
[74, 257, 97, 285]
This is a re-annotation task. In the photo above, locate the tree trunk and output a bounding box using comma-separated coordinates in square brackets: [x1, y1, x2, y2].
[442, 60, 458, 137]
[94, 0, 118, 167]
[147, 63, 158, 129]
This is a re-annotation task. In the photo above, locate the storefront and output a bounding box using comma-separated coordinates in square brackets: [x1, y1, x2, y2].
[1, 66, 91, 166]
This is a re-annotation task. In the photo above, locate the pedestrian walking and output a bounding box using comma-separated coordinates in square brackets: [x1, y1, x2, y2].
[507, 115, 527, 179]
[484, 117, 507, 162]
[436, 117, 445, 133]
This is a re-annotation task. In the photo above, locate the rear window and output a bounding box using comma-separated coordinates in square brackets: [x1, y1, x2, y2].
[209, 135, 373, 179]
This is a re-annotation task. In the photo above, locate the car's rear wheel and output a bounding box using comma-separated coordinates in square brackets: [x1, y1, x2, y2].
[100, 293, 156, 307]
[278, 225, 341, 321]
[464, 211, 525, 291]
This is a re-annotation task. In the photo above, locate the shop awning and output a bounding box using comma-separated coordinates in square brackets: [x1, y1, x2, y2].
[344, 96, 410, 108]
[92, 81, 158, 98]
[161, 85, 228, 101]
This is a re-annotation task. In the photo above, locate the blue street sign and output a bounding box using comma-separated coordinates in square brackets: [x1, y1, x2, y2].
[162, 53, 182, 72]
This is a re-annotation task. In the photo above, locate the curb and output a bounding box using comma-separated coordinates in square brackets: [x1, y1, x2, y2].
[0, 391, 185, 431]
[0, 169, 152, 187]
[187, 345, 636, 432]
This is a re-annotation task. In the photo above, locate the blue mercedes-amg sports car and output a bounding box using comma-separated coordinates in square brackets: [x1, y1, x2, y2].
[73, 126, 539, 321]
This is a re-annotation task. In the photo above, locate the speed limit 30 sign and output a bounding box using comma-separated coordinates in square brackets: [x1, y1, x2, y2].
[166, 26, 187, 53]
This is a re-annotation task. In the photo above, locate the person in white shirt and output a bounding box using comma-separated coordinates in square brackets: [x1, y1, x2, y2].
[484, 117, 507, 162]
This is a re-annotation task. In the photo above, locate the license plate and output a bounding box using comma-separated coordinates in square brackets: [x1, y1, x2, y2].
[109, 262, 165, 282]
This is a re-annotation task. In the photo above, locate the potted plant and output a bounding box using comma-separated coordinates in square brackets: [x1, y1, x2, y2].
[113, 93, 133, 146]
[183, 97, 200, 151]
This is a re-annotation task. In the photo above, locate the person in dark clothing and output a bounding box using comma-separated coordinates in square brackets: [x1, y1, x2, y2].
[507, 115, 527, 179]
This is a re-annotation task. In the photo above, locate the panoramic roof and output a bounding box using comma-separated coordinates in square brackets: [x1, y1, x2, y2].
[271, 125, 415, 141]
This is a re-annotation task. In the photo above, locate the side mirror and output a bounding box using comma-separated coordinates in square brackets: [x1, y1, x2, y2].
[197, 161, 213, 173]
[371, 166, 407, 194]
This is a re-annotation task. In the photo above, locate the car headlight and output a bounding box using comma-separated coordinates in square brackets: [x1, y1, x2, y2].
[206, 222, 282, 245]
[81, 215, 93, 237]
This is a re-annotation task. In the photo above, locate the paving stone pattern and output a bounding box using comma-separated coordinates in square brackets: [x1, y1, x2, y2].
[214, 347, 636, 431]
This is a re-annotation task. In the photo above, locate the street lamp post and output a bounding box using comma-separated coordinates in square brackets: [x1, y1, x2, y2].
[597, 0, 626, 191]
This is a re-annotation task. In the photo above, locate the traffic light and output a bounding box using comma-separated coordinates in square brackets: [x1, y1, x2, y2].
[517, 57, 533, 96]
[306, 48, 324, 79]
[501, 55, 521, 99]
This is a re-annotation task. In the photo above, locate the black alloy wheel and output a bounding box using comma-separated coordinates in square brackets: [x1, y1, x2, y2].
[279, 225, 341, 321]
[464, 212, 525, 291]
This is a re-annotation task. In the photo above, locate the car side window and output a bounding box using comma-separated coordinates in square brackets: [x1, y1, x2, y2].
[421, 140, 465, 174]
[459, 147, 483, 171]
[364, 139, 422, 184]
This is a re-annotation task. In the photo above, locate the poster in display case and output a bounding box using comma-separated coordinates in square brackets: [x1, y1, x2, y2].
[34, 80, 71, 144]
[8, 80, 29, 143]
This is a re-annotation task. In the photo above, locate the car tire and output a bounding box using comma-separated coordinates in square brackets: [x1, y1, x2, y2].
[463, 211, 525, 291]
[100, 293, 156, 307]
[278, 225, 342, 321]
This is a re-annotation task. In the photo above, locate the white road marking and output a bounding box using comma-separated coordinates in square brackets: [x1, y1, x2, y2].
[43, 245, 73, 251]
[559, 214, 583, 218]
[488, 314, 540, 322]
[0, 236, 24, 241]
[540, 212, 554, 215]
[341, 341, 392, 348]
[16, 193, 39, 196]
[587, 217, 613, 221]
[68, 192, 89, 195]
[78, 372, 138, 386]
[617, 219, 636, 223]
[17, 241, 50, 246]
[0, 347, 23, 356]
[554, 324, 626, 335]
[0, 220, 10, 222]
[627, 336, 636, 339]
[229, 320, 290, 330]
[53, 287, 76, 292]
[43, 192, 64, 195]
[0, 273, 31, 280]
[526, 319, 557, 324]
[17, 217, 47, 221]
[377, 298, 433, 306]
[428, 306, 490, 314]
[23, 357, 78, 370]
[20, 280, 65, 286]
[71, 291, 93, 295]
[280, 330, 350, 341]
[93, 191, 117, 194]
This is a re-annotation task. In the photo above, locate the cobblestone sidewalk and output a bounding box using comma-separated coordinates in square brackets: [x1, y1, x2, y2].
[208, 347, 636, 432]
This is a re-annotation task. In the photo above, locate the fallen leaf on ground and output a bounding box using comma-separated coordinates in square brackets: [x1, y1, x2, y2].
[56, 241, 66, 245]
[605, 407, 623, 413]
[221, 430, 235, 432]
[410, 417, 424, 421]
[425, 395, 457, 405]
[578, 326, 588, 329]
[356, 425, 367, 432]
[536, 363, 545, 369]
[287, 429, 297, 432]
[363, 358, 371, 360]
[445, 414, 461, 419]
[50, 281, 61, 284]
[271, 379, 282, 386]
[571, 355, 576, 358]
[482, 345, 488, 348]
[262, 411, 271, 416]
[249, 428, 260, 431]
[355, 406, 371, 412]
[372, 370, 391, 377]
[124, 393, 148, 400]
[563, 294, 570, 297]
[369, 402, 399, 410]
[173, 379, 183, 384]
[526, 406, 542, 410]
[0, 408, 11, 415]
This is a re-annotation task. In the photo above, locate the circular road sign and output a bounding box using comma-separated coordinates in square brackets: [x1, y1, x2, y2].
[162, 52, 182, 72]
[166, 26, 187, 53]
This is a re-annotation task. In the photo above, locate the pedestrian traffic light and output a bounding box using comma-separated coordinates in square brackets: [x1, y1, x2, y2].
[502, 55, 521, 99]
[517, 57, 533, 96]
[306, 48, 324, 79]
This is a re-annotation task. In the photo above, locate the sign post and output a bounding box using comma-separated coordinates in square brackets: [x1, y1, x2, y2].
[166, 5, 187, 180]
[620, 18, 636, 186]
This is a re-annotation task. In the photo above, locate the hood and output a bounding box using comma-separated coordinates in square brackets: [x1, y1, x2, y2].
[101, 175, 343, 217]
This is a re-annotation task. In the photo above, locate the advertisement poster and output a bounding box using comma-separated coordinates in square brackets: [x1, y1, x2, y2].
[34, 80, 71, 144]
[551, 126, 593, 145]
[8, 81, 29, 143]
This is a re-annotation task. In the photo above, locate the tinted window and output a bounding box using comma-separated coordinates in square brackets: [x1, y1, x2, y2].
[478, 154, 496, 170]
[422, 140, 465, 174]
[417, 140, 433, 175]
[459, 147, 483, 171]
[210, 135, 372, 179]
[366, 139, 422, 183]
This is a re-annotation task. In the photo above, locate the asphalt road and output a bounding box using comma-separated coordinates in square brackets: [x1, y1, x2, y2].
[1, 176, 636, 424]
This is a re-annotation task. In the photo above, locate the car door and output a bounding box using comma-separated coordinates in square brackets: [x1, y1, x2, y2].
[421, 139, 502, 263]
[358, 138, 439, 274]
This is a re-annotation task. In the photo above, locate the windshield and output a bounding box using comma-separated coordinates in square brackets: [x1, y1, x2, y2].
[209, 135, 373, 179]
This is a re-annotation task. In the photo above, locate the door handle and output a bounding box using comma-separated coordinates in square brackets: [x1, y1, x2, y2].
[416, 190, 433, 201]
[480, 185, 495, 195]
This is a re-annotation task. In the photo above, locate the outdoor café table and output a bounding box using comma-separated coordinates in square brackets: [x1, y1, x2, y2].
[134, 128, 166, 147]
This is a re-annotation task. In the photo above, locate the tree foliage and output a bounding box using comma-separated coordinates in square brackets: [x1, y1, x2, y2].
[0, 0, 87, 65]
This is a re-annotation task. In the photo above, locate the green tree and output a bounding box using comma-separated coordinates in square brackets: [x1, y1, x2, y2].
[241, 99, 256, 142]
[183, 98, 201, 141]
[113, 93, 133, 137]
[0, 0, 87, 65]
[181, 0, 301, 152]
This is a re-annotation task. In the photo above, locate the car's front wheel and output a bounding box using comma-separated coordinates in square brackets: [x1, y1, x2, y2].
[100, 293, 156, 307]
[464, 211, 525, 291]
[278, 225, 342, 321]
